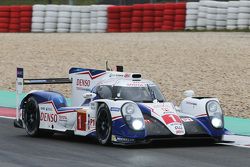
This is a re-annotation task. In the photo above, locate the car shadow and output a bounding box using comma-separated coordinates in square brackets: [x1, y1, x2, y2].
[16, 132, 232, 149]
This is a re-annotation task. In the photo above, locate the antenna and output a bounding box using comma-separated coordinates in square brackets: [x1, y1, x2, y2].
[106, 61, 111, 71]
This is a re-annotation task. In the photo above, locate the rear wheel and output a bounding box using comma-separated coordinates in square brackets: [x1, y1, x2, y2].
[23, 96, 54, 137]
[24, 97, 40, 136]
[96, 104, 112, 145]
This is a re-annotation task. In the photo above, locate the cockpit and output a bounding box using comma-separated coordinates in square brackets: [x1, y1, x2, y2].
[93, 81, 165, 103]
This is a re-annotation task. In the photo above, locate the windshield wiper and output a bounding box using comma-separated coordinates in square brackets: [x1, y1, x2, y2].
[141, 100, 153, 103]
[147, 84, 157, 101]
[113, 97, 124, 101]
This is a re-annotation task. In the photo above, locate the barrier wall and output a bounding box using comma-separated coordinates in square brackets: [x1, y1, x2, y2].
[0, 6, 32, 32]
[0, 1, 250, 33]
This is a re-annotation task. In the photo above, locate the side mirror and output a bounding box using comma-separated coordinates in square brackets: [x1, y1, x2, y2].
[183, 90, 195, 97]
[83, 92, 96, 99]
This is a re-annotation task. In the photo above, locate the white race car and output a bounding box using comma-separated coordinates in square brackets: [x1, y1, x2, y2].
[14, 64, 224, 145]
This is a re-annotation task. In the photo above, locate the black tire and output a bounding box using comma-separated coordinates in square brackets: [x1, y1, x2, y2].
[23, 96, 40, 136]
[96, 103, 112, 145]
[23, 96, 54, 137]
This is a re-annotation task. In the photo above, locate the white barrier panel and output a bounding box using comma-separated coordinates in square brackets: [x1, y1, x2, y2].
[238, 1, 250, 30]
[44, 5, 58, 32]
[185, 0, 250, 31]
[185, 2, 199, 30]
[227, 1, 239, 30]
[80, 6, 90, 33]
[31, 5, 46, 32]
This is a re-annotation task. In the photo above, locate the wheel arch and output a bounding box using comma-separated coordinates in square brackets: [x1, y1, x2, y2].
[20, 91, 67, 110]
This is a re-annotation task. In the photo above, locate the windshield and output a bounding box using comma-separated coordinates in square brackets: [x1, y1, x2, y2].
[114, 86, 165, 103]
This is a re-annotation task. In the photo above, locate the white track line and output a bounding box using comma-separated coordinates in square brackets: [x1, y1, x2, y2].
[0, 116, 15, 119]
[221, 135, 250, 148]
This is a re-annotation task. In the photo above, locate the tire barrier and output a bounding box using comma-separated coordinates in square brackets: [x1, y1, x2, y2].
[185, 2, 199, 30]
[95, 5, 110, 33]
[0, 6, 10, 32]
[162, 3, 175, 31]
[107, 6, 120, 32]
[131, 4, 143, 32]
[32, 5, 45, 32]
[174, 2, 186, 30]
[142, 4, 154, 32]
[80, 6, 90, 33]
[20, 6, 32, 32]
[238, 0, 250, 30]
[0, 6, 32, 32]
[120, 6, 132, 32]
[227, 1, 239, 30]
[1, 1, 250, 33]
[154, 4, 164, 31]
[44, 5, 58, 33]
[188, 0, 250, 31]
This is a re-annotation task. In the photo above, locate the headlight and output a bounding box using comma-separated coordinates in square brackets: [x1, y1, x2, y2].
[211, 117, 223, 128]
[208, 102, 218, 112]
[206, 100, 223, 128]
[132, 119, 144, 130]
[125, 103, 135, 114]
[121, 103, 145, 131]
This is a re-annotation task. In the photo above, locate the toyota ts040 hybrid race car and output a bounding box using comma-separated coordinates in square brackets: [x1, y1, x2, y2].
[14, 64, 225, 145]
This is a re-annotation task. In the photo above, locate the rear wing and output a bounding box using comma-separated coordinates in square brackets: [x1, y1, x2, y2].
[16, 68, 71, 120]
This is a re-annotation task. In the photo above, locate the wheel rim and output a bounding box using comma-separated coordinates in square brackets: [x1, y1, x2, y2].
[97, 110, 110, 141]
[25, 100, 38, 132]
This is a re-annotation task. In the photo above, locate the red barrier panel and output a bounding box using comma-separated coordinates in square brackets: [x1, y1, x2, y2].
[162, 3, 175, 31]
[107, 6, 120, 32]
[107, 2, 187, 33]
[0, 5, 32, 33]
[119, 6, 132, 32]
[131, 4, 143, 32]
[154, 4, 164, 31]
[19, 5, 32, 32]
[142, 4, 154, 32]
[0, 6, 10, 32]
[173, 2, 186, 30]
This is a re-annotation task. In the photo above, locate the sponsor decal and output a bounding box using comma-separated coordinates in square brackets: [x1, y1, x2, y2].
[186, 101, 197, 106]
[59, 115, 67, 122]
[111, 135, 117, 142]
[162, 114, 182, 124]
[77, 112, 86, 131]
[116, 137, 135, 143]
[124, 73, 131, 78]
[127, 82, 146, 87]
[40, 112, 58, 122]
[88, 118, 95, 129]
[109, 73, 124, 77]
[181, 117, 193, 122]
[171, 123, 185, 135]
[161, 107, 175, 115]
[144, 119, 152, 124]
[110, 107, 120, 112]
[17, 68, 24, 78]
[76, 79, 90, 87]
[40, 106, 53, 112]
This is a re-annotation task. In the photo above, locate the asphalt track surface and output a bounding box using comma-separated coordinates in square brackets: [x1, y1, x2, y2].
[1, 118, 250, 167]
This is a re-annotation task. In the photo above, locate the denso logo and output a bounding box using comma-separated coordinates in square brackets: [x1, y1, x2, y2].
[40, 113, 58, 122]
[76, 79, 90, 87]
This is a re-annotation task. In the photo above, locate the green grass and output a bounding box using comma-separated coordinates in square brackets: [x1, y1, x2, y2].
[0, 0, 98, 5]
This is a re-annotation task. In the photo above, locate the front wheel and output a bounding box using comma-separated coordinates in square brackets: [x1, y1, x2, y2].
[96, 103, 112, 145]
